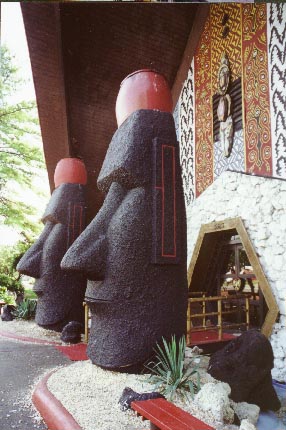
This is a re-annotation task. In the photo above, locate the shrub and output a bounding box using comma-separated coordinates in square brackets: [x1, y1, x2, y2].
[0, 286, 15, 305]
[145, 335, 201, 401]
[12, 298, 37, 320]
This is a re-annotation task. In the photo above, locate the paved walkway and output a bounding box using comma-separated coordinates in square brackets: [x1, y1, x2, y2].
[0, 337, 70, 430]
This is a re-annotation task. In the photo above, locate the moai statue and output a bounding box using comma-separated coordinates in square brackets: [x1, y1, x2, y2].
[61, 72, 188, 370]
[17, 158, 87, 331]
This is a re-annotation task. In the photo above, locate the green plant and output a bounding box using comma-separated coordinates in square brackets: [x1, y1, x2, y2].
[12, 298, 37, 320]
[0, 238, 35, 297]
[24, 288, 37, 300]
[0, 286, 15, 305]
[145, 336, 201, 401]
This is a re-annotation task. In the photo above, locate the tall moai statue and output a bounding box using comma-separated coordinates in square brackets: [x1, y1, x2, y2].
[17, 158, 87, 331]
[61, 70, 188, 369]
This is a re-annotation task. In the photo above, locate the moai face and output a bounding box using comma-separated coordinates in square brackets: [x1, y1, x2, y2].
[17, 159, 87, 331]
[61, 111, 188, 370]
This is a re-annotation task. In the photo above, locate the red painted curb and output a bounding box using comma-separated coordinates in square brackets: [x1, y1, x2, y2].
[33, 370, 82, 430]
[0, 330, 61, 345]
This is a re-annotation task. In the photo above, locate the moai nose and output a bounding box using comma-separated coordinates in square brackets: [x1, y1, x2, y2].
[16, 247, 42, 279]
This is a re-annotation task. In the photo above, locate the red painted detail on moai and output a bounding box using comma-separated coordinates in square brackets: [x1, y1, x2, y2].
[242, 4, 272, 175]
[116, 69, 173, 127]
[67, 203, 85, 247]
[54, 158, 87, 188]
[153, 139, 178, 264]
[161, 145, 176, 258]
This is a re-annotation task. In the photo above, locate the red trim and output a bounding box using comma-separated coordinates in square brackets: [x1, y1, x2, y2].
[161, 145, 176, 258]
[0, 330, 61, 345]
[33, 370, 82, 430]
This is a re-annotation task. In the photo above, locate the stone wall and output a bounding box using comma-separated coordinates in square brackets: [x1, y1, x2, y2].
[186, 171, 286, 382]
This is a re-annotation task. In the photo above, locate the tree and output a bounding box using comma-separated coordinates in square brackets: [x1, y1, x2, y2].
[0, 236, 32, 295]
[0, 45, 46, 236]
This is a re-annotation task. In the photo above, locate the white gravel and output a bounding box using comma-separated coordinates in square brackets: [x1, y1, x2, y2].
[0, 319, 63, 343]
[47, 360, 241, 430]
[48, 361, 151, 430]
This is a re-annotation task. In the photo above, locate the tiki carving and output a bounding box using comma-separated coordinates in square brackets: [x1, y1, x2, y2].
[17, 158, 87, 331]
[217, 53, 234, 158]
[61, 110, 188, 370]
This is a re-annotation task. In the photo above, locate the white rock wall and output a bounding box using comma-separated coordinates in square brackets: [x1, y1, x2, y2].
[185, 171, 286, 382]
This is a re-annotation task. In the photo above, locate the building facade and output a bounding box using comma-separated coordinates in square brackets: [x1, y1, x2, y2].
[176, 3, 286, 382]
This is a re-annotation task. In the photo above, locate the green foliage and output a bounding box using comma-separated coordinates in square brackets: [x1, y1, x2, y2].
[0, 237, 34, 294]
[145, 336, 201, 401]
[0, 45, 45, 235]
[0, 286, 15, 305]
[12, 298, 37, 320]
[24, 288, 37, 300]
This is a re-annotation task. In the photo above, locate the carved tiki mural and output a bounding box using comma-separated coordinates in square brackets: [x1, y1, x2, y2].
[17, 158, 87, 331]
[217, 53, 234, 158]
[61, 110, 188, 370]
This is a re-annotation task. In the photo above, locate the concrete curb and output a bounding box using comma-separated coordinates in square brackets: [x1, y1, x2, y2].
[0, 330, 61, 345]
[33, 370, 82, 430]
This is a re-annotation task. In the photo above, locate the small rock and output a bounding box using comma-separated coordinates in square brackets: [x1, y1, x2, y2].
[1, 305, 15, 321]
[119, 387, 165, 411]
[60, 321, 83, 344]
[239, 418, 256, 430]
[231, 401, 260, 425]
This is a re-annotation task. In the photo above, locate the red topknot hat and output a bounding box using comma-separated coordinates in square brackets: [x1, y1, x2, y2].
[115, 69, 173, 127]
[54, 158, 87, 188]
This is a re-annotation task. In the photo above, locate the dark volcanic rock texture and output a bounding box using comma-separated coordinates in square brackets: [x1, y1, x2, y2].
[17, 183, 87, 331]
[208, 330, 281, 411]
[61, 110, 188, 369]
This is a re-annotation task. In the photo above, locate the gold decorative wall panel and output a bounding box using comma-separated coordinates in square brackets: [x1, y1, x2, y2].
[194, 17, 213, 197]
[210, 4, 242, 94]
[242, 4, 272, 175]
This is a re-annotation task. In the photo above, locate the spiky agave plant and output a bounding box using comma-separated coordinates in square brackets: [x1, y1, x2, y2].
[12, 298, 37, 320]
[145, 335, 201, 401]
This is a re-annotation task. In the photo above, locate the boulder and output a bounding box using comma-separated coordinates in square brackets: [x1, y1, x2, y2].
[60, 321, 83, 344]
[1, 304, 15, 321]
[207, 330, 281, 411]
[194, 382, 234, 424]
[119, 387, 165, 411]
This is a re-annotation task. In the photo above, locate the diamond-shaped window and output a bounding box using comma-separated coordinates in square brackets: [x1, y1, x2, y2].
[187, 217, 279, 339]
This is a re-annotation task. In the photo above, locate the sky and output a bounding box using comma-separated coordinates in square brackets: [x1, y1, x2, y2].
[0, 3, 49, 246]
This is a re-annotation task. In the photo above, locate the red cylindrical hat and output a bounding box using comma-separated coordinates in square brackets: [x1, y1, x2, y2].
[115, 69, 173, 128]
[54, 158, 87, 188]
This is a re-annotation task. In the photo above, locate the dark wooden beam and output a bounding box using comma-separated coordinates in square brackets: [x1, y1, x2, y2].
[172, 4, 210, 109]
[21, 3, 70, 192]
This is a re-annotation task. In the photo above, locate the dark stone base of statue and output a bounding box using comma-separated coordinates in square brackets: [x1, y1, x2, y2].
[86, 293, 187, 369]
[207, 330, 281, 411]
[1, 305, 15, 321]
[60, 321, 83, 343]
[119, 387, 165, 411]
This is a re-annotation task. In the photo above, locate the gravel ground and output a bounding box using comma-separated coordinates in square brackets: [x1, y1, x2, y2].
[48, 361, 151, 430]
[0, 319, 64, 343]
